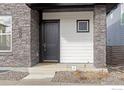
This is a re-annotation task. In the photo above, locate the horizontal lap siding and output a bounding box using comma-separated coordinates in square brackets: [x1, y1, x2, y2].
[107, 4, 124, 66]
[61, 44, 93, 63]
[43, 12, 93, 63]
[107, 46, 124, 66]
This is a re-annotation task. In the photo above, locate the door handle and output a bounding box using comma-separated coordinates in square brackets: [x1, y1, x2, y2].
[43, 43, 47, 52]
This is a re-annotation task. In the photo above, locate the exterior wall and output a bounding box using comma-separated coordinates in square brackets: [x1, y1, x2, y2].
[107, 46, 124, 66]
[0, 4, 107, 67]
[43, 12, 94, 63]
[30, 10, 39, 66]
[0, 4, 31, 67]
[106, 46, 112, 64]
[0, 4, 39, 67]
[107, 4, 124, 46]
[107, 4, 124, 66]
[94, 5, 106, 67]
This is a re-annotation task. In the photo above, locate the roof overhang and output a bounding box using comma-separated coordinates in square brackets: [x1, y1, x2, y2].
[27, 3, 118, 14]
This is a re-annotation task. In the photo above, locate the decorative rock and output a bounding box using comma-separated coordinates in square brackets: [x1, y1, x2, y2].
[0, 70, 29, 80]
[52, 70, 109, 83]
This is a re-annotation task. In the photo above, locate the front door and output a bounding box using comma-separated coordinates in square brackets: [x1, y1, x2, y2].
[42, 20, 60, 62]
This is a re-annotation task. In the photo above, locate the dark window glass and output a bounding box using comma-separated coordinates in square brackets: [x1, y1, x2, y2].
[77, 20, 89, 32]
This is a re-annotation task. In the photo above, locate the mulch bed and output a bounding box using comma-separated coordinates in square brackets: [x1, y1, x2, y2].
[0, 70, 29, 80]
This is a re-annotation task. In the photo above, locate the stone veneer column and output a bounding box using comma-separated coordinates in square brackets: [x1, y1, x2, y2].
[94, 5, 106, 68]
[0, 4, 40, 67]
[30, 10, 39, 66]
[0, 4, 32, 67]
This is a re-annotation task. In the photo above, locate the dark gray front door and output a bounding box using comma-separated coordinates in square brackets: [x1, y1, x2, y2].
[42, 20, 59, 62]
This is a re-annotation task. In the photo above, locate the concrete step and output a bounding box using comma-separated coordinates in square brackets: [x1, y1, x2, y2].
[24, 74, 54, 79]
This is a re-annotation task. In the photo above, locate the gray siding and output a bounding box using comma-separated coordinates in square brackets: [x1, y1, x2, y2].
[107, 4, 124, 46]
[107, 4, 124, 66]
[107, 46, 124, 66]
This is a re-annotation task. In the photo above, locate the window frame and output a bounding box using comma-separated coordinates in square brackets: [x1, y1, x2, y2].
[0, 15, 12, 52]
[77, 20, 89, 32]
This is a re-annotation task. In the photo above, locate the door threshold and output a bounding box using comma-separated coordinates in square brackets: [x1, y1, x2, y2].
[43, 60, 59, 63]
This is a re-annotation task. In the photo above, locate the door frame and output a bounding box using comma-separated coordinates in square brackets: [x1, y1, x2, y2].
[41, 19, 60, 63]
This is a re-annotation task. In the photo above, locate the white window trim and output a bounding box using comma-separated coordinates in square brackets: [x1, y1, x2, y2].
[0, 34, 12, 52]
[77, 20, 89, 32]
[0, 15, 12, 52]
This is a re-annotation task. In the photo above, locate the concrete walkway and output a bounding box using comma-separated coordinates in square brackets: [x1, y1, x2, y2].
[24, 63, 108, 79]
[0, 63, 108, 85]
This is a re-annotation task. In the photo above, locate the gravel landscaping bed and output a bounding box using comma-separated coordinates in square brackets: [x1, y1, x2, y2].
[0, 70, 29, 80]
[52, 70, 124, 85]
